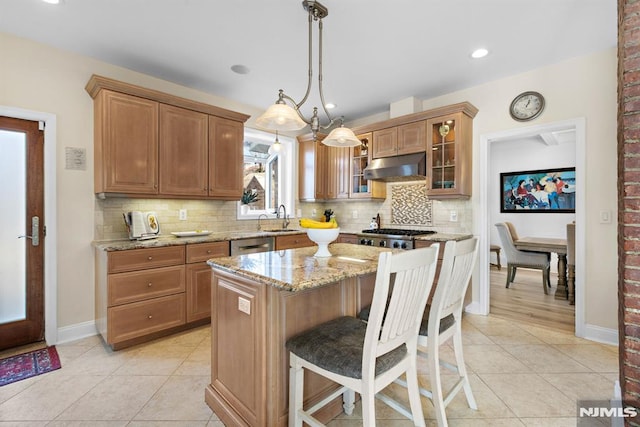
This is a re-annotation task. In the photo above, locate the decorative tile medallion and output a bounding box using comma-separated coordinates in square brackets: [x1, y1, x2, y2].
[391, 184, 433, 226]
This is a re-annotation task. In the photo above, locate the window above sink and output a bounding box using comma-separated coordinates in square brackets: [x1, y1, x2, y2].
[238, 128, 295, 220]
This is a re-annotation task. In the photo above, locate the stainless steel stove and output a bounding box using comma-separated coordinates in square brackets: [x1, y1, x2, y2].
[357, 228, 436, 250]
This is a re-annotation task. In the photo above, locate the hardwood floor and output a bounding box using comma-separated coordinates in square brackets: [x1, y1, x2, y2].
[489, 264, 575, 332]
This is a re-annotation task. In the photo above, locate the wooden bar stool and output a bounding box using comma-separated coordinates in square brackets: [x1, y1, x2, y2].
[490, 244, 501, 270]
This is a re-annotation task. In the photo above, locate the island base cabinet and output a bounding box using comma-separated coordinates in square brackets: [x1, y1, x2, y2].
[206, 268, 365, 426]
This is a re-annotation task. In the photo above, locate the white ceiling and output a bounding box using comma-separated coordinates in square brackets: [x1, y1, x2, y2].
[0, 0, 617, 124]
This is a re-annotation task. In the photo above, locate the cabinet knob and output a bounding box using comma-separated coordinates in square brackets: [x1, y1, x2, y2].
[147, 282, 152, 287]
[147, 315, 153, 319]
[147, 256, 153, 260]
[207, 250, 212, 254]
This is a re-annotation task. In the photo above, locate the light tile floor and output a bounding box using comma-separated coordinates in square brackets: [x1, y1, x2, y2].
[0, 314, 618, 426]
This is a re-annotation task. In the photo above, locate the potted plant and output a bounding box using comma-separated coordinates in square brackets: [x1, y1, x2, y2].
[241, 188, 259, 214]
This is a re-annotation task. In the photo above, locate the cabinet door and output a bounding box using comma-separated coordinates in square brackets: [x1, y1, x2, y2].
[349, 133, 385, 199]
[426, 112, 472, 198]
[96, 90, 158, 194]
[159, 104, 208, 196]
[209, 116, 244, 199]
[327, 146, 350, 199]
[397, 121, 426, 155]
[372, 128, 397, 158]
[186, 263, 213, 322]
[298, 135, 329, 201]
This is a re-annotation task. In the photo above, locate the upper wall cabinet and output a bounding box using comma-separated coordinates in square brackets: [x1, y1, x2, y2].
[372, 121, 426, 158]
[94, 90, 159, 194]
[426, 112, 474, 199]
[86, 75, 250, 199]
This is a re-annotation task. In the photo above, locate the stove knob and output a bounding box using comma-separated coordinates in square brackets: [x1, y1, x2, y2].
[379, 241, 387, 247]
[393, 242, 400, 249]
[359, 238, 367, 245]
[367, 240, 373, 246]
[400, 242, 408, 249]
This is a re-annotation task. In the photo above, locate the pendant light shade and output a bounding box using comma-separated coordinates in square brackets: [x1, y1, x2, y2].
[256, 103, 306, 131]
[323, 125, 361, 147]
[257, 0, 358, 147]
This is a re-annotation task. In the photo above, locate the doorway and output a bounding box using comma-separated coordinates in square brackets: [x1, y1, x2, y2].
[0, 116, 45, 350]
[469, 118, 586, 337]
[0, 106, 57, 347]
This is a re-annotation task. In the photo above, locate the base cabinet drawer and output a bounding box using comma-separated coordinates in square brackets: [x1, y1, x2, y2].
[108, 294, 186, 344]
[108, 246, 185, 273]
[275, 234, 314, 250]
[108, 265, 185, 306]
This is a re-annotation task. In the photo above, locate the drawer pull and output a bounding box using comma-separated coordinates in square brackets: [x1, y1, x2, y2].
[148, 315, 153, 319]
[207, 250, 212, 254]
[147, 282, 153, 287]
[147, 256, 153, 261]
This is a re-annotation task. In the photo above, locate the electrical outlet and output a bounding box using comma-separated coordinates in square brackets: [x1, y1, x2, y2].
[179, 209, 187, 221]
[312, 209, 317, 216]
[449, 210, 458, 222]
[352, 210, 358, 219]
[238, 297, 251, 315]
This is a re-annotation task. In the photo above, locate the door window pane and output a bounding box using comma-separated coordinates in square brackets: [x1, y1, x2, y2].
[0, 130, 26, 323]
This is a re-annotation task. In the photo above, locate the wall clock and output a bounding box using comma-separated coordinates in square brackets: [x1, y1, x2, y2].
[509, 91, 545, 122]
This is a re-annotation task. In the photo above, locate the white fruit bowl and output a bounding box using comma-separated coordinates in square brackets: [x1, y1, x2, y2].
[306, 227, 340, 257]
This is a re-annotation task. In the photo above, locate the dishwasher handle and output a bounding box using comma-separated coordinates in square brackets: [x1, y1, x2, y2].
[230, 237, 274, 255]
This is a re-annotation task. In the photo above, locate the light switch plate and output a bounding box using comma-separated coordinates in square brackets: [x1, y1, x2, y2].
[179, 209, 187, 221]
[449, 210, 458, 222]
[600, 210, 612, 224]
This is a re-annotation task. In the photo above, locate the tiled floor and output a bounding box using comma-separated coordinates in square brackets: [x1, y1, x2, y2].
[0, 314, 618, 426]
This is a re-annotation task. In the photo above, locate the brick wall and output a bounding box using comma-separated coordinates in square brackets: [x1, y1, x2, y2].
[620, 1, 640, 424]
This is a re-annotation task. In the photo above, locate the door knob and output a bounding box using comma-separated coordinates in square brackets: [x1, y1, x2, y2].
[17, 216, 39, 246]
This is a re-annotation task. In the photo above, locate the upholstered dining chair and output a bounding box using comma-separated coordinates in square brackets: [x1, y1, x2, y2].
[357, 238, 480, 427]
[495, 222, 551, 293]
[567, 222, 576, 305]
[286, 245, 440, 427]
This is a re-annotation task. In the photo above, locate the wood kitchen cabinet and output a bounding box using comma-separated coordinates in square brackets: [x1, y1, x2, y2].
[96, 246, 186, 349]
[299, 132, 384, 201]
[208, 116, 244, 199]
[95, 240, 229, 349]
[159, 104, 209, 197]
[186, 241, 230, 322]
[93, 90, 159, 194]
[372, 121, 425, 158]
[426, 111, 473, 199]
[350, 133, 386, 199]
[338, 233, 359, 244]
[86, 74, 249, 200]
[298, 134, 330, 201]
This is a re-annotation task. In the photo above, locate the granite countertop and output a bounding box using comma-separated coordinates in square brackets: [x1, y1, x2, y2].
[93, 229, 472, 251]
[206, 243, 391, 292]
[92, 229, 308, 251]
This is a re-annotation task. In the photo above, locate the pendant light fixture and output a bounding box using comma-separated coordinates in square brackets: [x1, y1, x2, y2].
[268, 130, 283, 155]
[255, 0, 361, 148]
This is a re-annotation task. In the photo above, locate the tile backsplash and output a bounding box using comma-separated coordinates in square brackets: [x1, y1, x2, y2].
[95, 181, 472, 241]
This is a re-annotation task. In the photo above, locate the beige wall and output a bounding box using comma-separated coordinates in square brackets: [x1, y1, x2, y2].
[422, 49, 618, 330]
[1, 29, 617, 333]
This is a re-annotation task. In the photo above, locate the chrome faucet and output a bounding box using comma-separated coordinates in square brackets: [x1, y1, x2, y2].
[257, 214, 269, 231]
[276, 204, 290, 229]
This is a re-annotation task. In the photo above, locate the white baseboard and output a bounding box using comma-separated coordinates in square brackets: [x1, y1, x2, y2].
[464, 301, 487, 315]
[582, 323, 619, 346]
[56, 320, 98, 345]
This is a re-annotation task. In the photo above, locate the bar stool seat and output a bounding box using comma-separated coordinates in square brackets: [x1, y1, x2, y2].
[490, 244, 501, 270]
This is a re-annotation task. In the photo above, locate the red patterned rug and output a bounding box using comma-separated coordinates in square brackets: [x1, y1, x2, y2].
[0, 346, 61, 387]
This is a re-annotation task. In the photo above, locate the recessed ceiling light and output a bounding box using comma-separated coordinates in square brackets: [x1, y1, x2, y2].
[42, 0, 62, 4]
[230, 64, 250, 75]
[471, 48, 489, 59]
[325, 103, 336, 109]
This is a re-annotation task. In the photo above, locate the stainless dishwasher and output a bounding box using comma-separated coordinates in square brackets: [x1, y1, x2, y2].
[230, 237, 274, 255]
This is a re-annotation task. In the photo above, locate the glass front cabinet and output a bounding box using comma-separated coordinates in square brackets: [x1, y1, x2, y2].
[426, 112, 473, 199]
[350, 133, 385, 199]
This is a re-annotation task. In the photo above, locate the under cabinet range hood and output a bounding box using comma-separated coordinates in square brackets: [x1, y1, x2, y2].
[363, 153, 427, 182]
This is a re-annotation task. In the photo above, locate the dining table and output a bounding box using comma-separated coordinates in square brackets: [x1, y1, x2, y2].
[514, 236, 569, 301]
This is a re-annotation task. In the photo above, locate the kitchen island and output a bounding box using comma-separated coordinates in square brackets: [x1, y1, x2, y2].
[204, 243, 392, 427]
